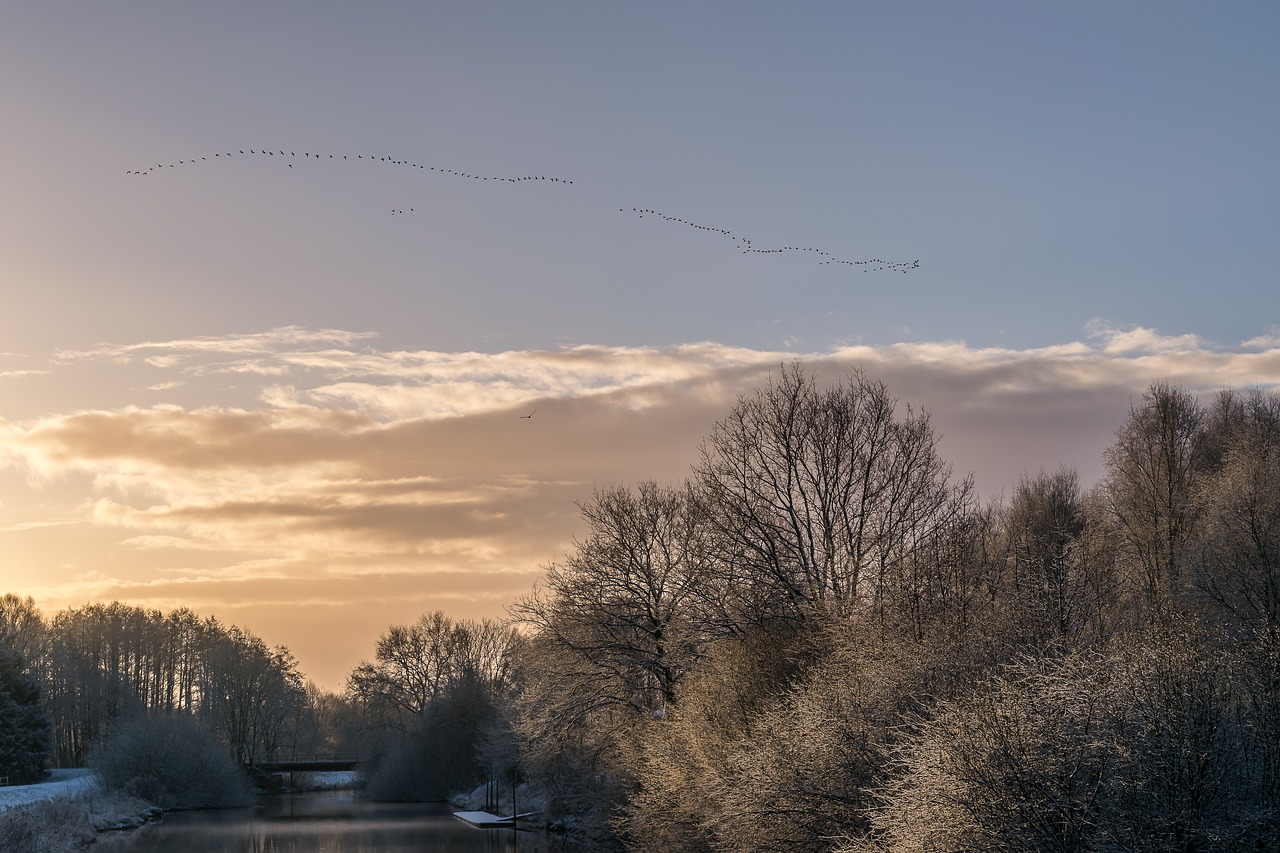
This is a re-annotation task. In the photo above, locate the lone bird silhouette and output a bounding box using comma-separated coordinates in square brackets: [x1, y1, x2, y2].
[519, 410, 536, 419]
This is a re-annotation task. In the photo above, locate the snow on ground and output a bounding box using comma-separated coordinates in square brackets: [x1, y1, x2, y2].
[0, 769, 99, 812]
[1, 768, 358, 811]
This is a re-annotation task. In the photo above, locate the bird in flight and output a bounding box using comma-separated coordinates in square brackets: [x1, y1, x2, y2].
[124, 145, 917, 273]
[519, 410, 536, 419]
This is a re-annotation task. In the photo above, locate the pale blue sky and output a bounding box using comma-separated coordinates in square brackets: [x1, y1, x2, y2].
[2, 1, 1275, 355]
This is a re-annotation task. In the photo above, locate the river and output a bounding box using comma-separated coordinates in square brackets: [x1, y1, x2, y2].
[92, 790, 552, 852]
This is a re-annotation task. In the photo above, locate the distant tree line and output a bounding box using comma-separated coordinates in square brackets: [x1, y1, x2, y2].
[0, 595, 357, 787]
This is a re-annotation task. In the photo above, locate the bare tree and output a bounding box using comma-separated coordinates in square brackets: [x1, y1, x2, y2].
[694, 364, 967, 629]
[994, 467, 1121, 647]
[348, 612, 459, 729]
[292, 682, 365, 755]
[0, 594, 45, 668]
[508, 480, 711, 840]
[450, 617, 523, 694]
[198, 623, 305, 766]
[879, 493, 989, 642]
[514, 480, 709, 717]
[1200, 387, 1280, 474]
[348, 611, 519, 730]
[37, 602, 306, 766]
[1194, 392, 1280, 631]
[349, 614, 521, 803]
[45, 603, 149, 764]
[1103, 382, 1207, 617]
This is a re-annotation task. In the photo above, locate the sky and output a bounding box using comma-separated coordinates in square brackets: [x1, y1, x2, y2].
[1, 2, 1277, 690]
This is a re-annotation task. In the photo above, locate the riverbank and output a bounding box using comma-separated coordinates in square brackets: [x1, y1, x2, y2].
[0, 771, 160, 852]
[0, 768, 360, 852]
[0, 768, 98, 810]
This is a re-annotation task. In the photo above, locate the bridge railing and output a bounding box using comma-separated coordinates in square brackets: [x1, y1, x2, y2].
[256, 750, 363, 766]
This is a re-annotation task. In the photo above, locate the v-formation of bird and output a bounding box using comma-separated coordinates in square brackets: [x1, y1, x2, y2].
[126, 149, 918, 274]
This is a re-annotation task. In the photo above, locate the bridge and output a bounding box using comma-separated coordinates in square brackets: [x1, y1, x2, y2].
[250, 751, 362, 773]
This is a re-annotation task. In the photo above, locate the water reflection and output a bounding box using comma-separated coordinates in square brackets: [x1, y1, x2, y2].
[94, 790, 544, 852]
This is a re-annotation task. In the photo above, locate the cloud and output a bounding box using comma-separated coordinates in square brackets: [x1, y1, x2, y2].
[5, 323, 1279, 688]
[118, 534, 218, 550]
[0, 519, 78, 532]
[55, 326, 378, 364]
[1243, 326, 1280, 350]
[8, 322, 1280, 515]
[1085, 318, 1208, 354]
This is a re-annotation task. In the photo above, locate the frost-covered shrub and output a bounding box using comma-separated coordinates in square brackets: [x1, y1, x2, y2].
[0, 789, 154, 853]
[87, 713, 250, 809]
[0, 794, 94, 853]
[846, 630, 1280, 853]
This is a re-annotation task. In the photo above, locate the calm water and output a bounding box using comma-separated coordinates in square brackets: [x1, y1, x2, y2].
[93, 790, 548, 852]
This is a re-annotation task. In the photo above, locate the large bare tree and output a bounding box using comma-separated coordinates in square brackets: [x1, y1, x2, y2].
[1103, 382, 1207, 616]
[514, 480, 709, 718]
[694, 364, 967, 629]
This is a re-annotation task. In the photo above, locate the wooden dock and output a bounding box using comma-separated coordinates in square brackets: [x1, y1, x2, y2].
[452, 810, 539, 829]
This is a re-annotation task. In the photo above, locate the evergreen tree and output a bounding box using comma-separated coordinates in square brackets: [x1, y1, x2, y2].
[0, 643, 50, 784]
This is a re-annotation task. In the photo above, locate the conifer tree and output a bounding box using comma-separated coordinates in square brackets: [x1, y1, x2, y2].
[0, 644, 50, 784]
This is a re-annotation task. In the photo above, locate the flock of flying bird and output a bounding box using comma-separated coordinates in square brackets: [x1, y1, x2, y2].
[126, 148, 918, 274]
[622, 207, 917, 272]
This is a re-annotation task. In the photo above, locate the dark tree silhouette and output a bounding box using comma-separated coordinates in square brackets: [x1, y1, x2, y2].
[0, 643, 50, 785]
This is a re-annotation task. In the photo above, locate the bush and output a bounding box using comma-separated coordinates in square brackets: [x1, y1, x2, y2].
[847, 630, 1279, 853]
[0, 795, 94, 853]
[87, 714, 251, 809]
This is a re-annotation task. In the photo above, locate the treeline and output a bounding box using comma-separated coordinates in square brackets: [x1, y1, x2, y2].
[0, 596, 511, 800]
[362, 367, 1276, 851]
[0, 598, 356, 780]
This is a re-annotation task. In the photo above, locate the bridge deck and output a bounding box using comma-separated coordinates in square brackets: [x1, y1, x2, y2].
[251, 754, 361, 773]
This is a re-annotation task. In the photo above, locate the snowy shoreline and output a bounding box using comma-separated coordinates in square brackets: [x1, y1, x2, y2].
[0, 772, 160, 852]
[0, 767, 358, 812]
[0, 768, 362, 851]
[0, 769, 99, 812]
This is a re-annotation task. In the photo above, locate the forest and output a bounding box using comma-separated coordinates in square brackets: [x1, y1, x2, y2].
[3, 364, 1278, 851]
